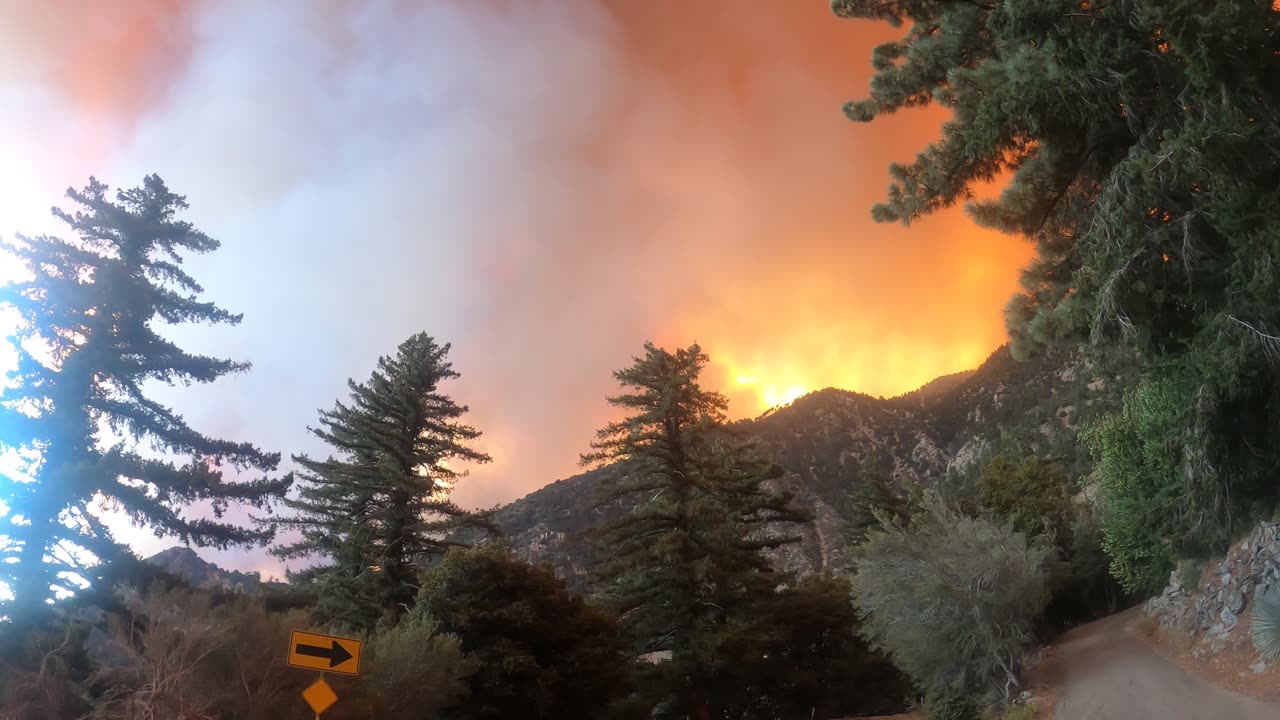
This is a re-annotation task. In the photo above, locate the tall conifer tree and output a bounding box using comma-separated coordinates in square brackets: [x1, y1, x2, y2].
[844, 451, 907, 547]
[271, 333, 490, 630]
[581, 342, 808, 720]
[0, 177, 291, 617]
[833, 0, 1280, 553]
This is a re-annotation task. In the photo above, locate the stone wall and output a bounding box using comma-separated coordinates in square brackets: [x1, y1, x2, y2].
[1145, 521, 1280, 657]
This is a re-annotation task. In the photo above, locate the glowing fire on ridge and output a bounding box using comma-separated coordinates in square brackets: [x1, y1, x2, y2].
[731, 371, 808, 410]
[706, 336, 998, 418]
[655, 206, 1032, 420]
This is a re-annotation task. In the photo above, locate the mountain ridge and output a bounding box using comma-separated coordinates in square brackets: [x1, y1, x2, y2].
[144, 546, 273, 593]
[488, 344, 1128, 586]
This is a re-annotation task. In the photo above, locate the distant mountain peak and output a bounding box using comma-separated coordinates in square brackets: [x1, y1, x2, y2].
[148, 546, 200, 562]
[145, 545, 263, 593]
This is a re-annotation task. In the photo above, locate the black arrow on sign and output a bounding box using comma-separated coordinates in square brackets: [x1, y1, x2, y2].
[295, 640, 353, 668]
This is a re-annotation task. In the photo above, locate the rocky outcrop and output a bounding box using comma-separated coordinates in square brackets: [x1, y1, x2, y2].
[1145, 521, 1280, 657]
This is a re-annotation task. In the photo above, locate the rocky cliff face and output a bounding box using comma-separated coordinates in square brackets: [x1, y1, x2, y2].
[1146, 521, 1280, 660]
[490, 345, 1126, 587]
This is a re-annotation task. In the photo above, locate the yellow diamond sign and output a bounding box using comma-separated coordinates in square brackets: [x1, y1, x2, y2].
[301, 677, 338, 715]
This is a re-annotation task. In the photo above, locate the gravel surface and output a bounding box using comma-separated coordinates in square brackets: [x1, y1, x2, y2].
[1042, 609, 1279, 719]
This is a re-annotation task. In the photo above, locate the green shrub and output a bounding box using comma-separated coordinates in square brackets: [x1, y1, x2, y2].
[1080, 371, 1268, 595]
[415, 544, 632, 720]
[1082, 377, 1190, 594]
[1179, 558, 1206, 592]
[358, 613, 474, 717]
[727, 574, 909, 719]
[989, 702, 1036, 720]
[1250, 587, 1280, 661]
[851, 494, 1055, 705]
[976, 456, 1070, 537]
[925, 688, 978, 720]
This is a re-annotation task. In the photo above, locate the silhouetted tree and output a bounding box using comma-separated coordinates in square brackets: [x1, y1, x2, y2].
[581, 342, 809, 720]
[844, 451, 908, 546]
[0, 177, 290, 621]
[270, 333, 490, 631]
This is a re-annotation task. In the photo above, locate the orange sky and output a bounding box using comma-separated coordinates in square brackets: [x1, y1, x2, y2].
[593, 2, 1031, 413]
[0, 1, 1032, 573]
[436, 2, 1032, 509]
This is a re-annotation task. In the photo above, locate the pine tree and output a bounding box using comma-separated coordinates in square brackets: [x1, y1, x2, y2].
[581, 342, 808, 720]
[833, 0, 1280, 363]
[270, 333, 490, 631]
[0, 176, 291, 618]
[844, 451, 907, 546]
[834, 0, 1280, 557]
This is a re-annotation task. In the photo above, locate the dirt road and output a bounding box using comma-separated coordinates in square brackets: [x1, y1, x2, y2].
[1041, 608, 1280, 719]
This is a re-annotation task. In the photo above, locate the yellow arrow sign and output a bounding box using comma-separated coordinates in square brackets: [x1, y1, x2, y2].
[301, 677, 338, 715]
[288, 630, 362, 676]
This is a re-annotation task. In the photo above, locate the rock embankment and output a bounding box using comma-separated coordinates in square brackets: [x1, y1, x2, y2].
[1145, 521, 1280, 658]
